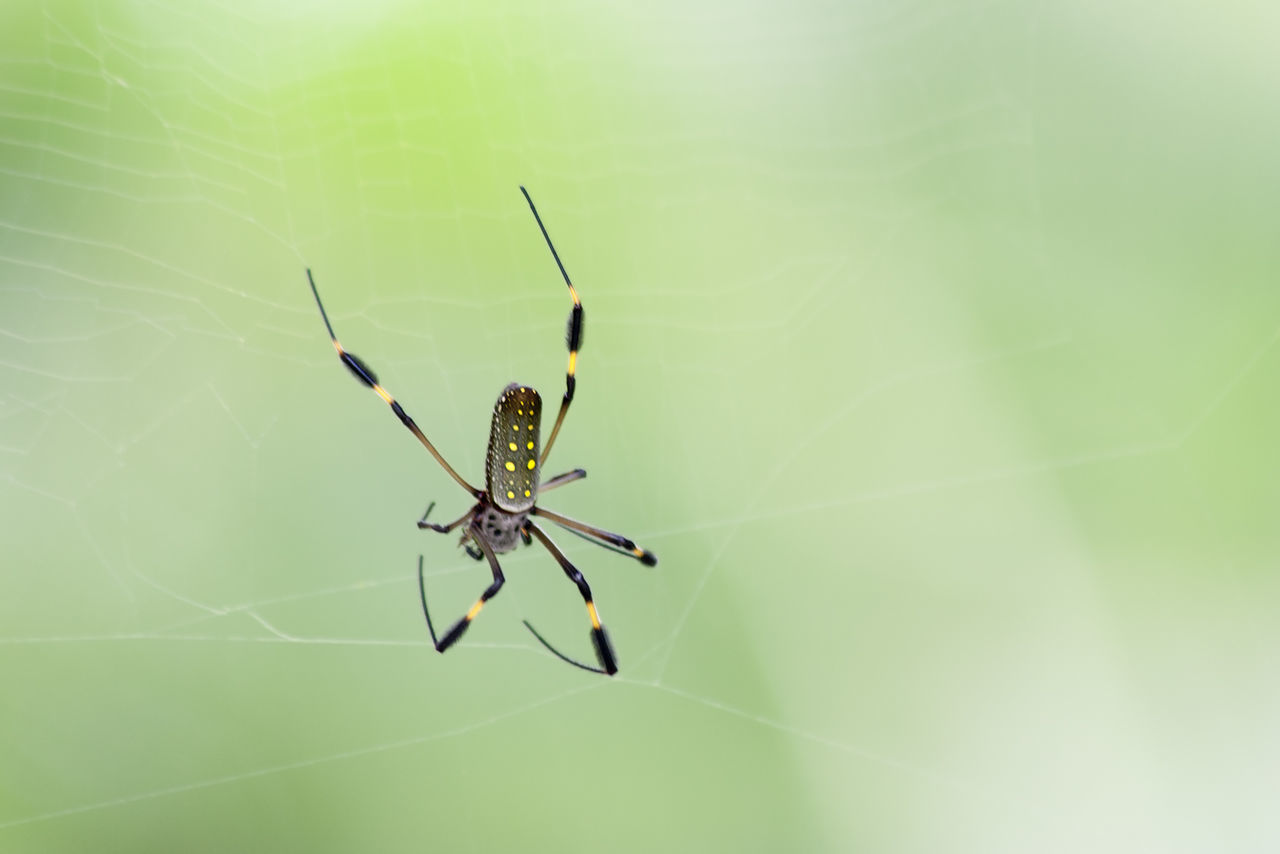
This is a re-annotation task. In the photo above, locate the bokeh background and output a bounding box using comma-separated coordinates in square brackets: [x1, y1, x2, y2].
[2, 1, 1278, 851]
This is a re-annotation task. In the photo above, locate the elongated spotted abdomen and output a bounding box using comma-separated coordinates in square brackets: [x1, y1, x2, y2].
[485, 383, 541, 512]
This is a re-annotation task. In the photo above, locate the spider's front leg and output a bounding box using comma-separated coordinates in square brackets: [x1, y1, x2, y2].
[418, 501, 484, 560]
[307, 269, 480, 500]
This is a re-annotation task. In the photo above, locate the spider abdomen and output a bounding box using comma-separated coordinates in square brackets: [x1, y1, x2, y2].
[485, 383, 541, 513]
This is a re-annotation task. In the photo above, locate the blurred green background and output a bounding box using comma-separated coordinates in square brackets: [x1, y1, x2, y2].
[2, 1, 1278, 851]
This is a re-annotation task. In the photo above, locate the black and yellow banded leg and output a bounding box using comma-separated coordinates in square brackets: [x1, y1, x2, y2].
[538, 468, 586, 494]
[519, 187, 581, 468]
[417, 529, 505, 653]
[522, 521, 617, 675]
[307, 269, 480, 499]
[533, 506, 657, 567]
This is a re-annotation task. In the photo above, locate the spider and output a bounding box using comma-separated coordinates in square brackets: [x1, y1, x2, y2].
[306, 186, 656, 675]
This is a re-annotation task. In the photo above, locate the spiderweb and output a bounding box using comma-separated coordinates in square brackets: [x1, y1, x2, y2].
[3, 1, 1279, 852]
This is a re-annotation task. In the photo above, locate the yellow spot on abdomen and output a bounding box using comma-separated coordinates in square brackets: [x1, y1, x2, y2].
[505, 461, 516, 472]
[527, 458, 536, 470]
[507, 490, 515, 499]
[509, 442, 518, 452]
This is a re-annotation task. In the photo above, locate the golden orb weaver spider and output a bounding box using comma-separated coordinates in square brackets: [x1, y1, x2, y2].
[306, 186, 656, 675]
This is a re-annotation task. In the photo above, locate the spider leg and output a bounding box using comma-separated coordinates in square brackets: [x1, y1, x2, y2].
[532, 506, 657, 566]
[417, 501, 485, 560]
[538, 468, 586, 493]
[418, 526, 505, 653]
[417, 500, 475, 533]
[522, 520, 617, 675]
[307, 269, 480, 499]
[520, 187, 581, 469]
